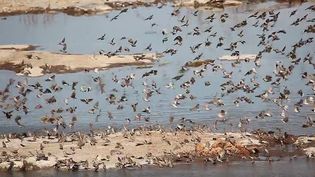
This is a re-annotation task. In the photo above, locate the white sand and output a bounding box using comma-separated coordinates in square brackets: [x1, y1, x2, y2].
[0, 44, 158, 76]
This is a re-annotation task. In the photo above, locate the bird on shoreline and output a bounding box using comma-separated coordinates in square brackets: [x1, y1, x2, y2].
[0, 2, 313, 145]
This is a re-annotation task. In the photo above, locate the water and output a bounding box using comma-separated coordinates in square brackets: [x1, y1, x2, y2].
[1, 159, 315, 177]
[0, 1, 314, 134]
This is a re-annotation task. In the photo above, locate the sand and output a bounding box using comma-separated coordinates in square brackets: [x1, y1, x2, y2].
[0, 45, 159, 76]
[0, 0, 145, 16]
[0, 0, 243, 16]
[0, 130, 262, 171]
[0, 129, 313, 171]
[178, 0, 242, 7]
[219, 54, 257, 61]
[0, 45, 36, 51]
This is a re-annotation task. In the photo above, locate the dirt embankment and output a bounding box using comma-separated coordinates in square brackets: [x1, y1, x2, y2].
[0, 129, 314, 171]
[0, 0, 243, 16]
[0, 45, 159, 76]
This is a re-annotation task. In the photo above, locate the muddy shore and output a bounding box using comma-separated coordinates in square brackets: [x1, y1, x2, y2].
[0, 0, 243, 16]
[0, 45, 159, 76]
[0, 129, 314, 171]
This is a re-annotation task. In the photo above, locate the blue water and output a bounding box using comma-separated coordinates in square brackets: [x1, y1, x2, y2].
[1, 159, 315, 177]
[0, 1, 314, 134]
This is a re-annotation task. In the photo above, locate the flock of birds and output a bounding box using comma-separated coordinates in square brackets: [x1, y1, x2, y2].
[0, 2, 315, 134]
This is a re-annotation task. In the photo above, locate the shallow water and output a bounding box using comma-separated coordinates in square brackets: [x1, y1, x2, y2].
[0, 1, 314, 134]
[1, 159, 315, 177]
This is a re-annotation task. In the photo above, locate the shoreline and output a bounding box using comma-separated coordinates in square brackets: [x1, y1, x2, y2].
[0, 45, 159, 77]
[0, 129, 314, 171]
[0, 0, 244, 17]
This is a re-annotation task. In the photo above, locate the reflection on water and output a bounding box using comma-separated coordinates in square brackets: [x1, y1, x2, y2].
[1, 159, 315, 177]
[0, 1, 314, 134]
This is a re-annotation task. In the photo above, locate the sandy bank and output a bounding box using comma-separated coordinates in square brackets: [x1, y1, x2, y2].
[0, 130, 261, 171]
[0, 45, 37, 51]
[0, 45, 159, 76]
[0, 0, 151, 16]
[219, 54, 257, 61]
[0, 0, 243, 16]
[0, 129, 313, 171]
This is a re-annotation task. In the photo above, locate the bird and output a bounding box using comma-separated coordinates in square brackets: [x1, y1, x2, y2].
[109, 38, 116, 45]
[193, 10, 199, 16]
[248, 11, 259, 18]
[217, 110, 226, 119]
[110, 14, 119, 21]
[80, 99, 93, 104]
[174, 36, 183, 45]
[263, 75, 273, 82]
[145, 15, 153, 20]
[58, 37, 65, 45]
[2, 111, 13, 119]
[2, 141, 6, 148]
[131, 103, 138, 112]
[172, 74, 184, 81]
[119, 8, 128, 14]
[142, 107, 151, 114]
[46, 96, 56, 104]
[14, 116, 24, 127]
[145, 44, 152, 51]
[60, 43, 67, 53]
[245, 68, 257, 76]
[97, 34, 106, 40]
[290, 9, 297, 17]
[45, 75, 55, 82]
